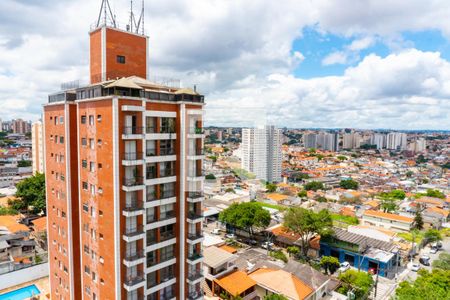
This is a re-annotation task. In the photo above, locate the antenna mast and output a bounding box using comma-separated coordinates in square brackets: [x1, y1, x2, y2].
[129, 0, 145, 34]
[96, 0, 117, 28]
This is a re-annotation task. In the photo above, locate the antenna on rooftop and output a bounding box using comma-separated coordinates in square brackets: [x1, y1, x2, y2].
[128, 0, 145, 34]
[96, 0, 117, 28]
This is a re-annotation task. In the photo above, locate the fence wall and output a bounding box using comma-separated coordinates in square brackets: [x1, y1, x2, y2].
[0, 262, 48, 291]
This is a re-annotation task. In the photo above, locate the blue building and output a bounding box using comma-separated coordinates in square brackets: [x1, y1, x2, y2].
[320, 228, 400, 277]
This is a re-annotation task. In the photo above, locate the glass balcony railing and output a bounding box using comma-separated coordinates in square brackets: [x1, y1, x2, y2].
[188, 192, 204, 199]
[187, 232, 204, 241]
[160, 169, 175, 177]
[123, 152, 143, 161]
[160, 231, 175, 242]
[123, 176, 144, 187]
[124, 225, 144, 238]
[160, 148, 175, 155]
[161, 189, 175, 199]
[123, 200, 143, 212]
[146, 148, 156, 156]
[187, 252, 203, 261]
[187, 269, 203, 281]
[124, 271, 145, 287]
[123, 126, 144, 135]
[187, 211, 203, 220]
[124, 249, 145, 262]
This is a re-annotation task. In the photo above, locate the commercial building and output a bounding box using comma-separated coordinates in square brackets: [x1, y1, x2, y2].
[241, 126, 282, 182]
[32, 121, 44, 174]
[44, 17, 205, 300]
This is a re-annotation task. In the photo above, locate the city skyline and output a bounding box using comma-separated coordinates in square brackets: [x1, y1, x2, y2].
[0, 0, 449, 130]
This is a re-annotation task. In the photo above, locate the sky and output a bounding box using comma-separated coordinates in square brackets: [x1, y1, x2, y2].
[0, 0, 449, 130]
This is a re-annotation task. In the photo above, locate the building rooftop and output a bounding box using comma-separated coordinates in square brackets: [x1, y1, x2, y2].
[363, 210, 414, 223]
[203, 246, 235, 269]
[214, 270, 256, 296]
[0, 215, 29, 234]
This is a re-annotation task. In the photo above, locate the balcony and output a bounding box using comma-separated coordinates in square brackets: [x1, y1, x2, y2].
[187, 127, 205, 139]
[187, 291, 204, 300]
[160, 231, 176, 242]
[187, 270, 204, 284]
[187, 252, 203, 265]
[187, 211, 203, 224]
[160, 169, 176, 178]
[123, 176, 145, 191]
[123, 249, 145, 267]
[188, 148, 205, 160]
[122, 152, 144, 166]
[187, 232, 204, 244]
[122, 200, 144, 217]
[122, 126, 144, 139]
[146, 148, 176, 163]
[123, 225, 145, 242]
[123, 271, 145, 291]
[160, 148, 175, 156]
[187, 192, 204, 203]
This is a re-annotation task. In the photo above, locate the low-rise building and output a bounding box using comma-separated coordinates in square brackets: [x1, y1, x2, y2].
[361, 210, 414, 232]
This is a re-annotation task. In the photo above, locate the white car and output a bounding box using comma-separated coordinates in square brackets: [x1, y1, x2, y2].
[430, 247, 438, 254]
[225, 233, 236, 239]
[411, 263, 420, 272]
[261, 242, 274, 249]
[339, 262, 350, 273]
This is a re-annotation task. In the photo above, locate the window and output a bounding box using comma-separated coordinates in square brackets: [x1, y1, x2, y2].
[89, 139, 95, 149]
[98, 163, 103, 169]
[82, 203, 89, 212]
[97, 139, 102, 146]
[97, 115, 102, 122]
[90, 184, 95, 196]
[84, 265, 90, 275]
[82, 182, 88, 190]
[82, 160, 87, 168]
[83, 245, 89, 254]
[89, 162, 95, 172]
[89, 115, 94, 125]
[117, 55, 125, 64]
[59, 116, 64, 124]
[81, 115, 86, 124]
[81, 138, 87, 146]
[59, 136, 64, 144]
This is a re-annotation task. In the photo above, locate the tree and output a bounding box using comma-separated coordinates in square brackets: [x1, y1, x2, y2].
[337, 155, 348, 161]
[219, 202, 271, 236]
[425, 189, 445, 199]
[304, 181, 324, 191]
[286, 246, 300, 257]
[339, 179, 359, 190]
[225, 188, 236, 194]
[266, 183, 277, 193]
[320, 256, 340, 275]
[337, 270, 374, 300]
[406, 170, 414, 177]
[381, 198, 398, 213]
[297, 190, 307, 198]
[17, 160, 32, 167]
[424, 229, 442, 244]
[284, 207, 333, 257]
[264, 295, 288, 300]
[432, 253, 450, 271]
[395, 269, 450, 300]
[413, 204, 424, 230]
[15, 173, 46, 214]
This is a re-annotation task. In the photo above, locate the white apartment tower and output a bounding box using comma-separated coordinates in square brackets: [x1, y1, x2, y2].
[32, 120, 44, 174]
[387, 132, 408, 150]
[242, 126, 282, 182]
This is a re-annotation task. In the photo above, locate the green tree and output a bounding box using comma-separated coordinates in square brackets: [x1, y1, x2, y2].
[337, 270, 374, 300]
[425, 189, 445, 199]
[286, 246, 300, 257]
[395, 269, 450, 300]
[297, 190, 307, 198]
[225, 188, 236, 194]
[432, 253, 450, 271]
[339, 179, 359, 190]
[381, 189, 406, 200]
[380, 198, 398, 213]
[15, 173, 46, 213]
[304, 181, 324, 191]
[413, 204, 424, 230]
[320, 256, 340, 275]
[406, 170, 414, 177]
[219, 202, 271, 236]
[337, 155, 348, 161]
[284, 207, 333, 256]
[17, 160, 32, 167]
[205, 173, 216, 180]
[264, 295, 288, 300]
[308, 148, 316, 153]
[266, 183, 277, 193]
[424, 229, 442, 244]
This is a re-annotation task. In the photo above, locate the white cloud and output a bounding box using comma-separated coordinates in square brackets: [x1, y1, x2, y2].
[322, 51, 348, 65]
[0, 0, 449, 129]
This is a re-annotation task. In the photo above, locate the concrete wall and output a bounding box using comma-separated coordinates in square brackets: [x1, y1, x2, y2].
[0, 263, 48, 290]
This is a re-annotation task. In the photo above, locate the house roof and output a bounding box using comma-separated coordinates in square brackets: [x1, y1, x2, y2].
[249, 268, 314, 300]
[266, 193, 289, 202]
[416, 197, 444, 206]
[104, 77, 143, 89]
[363, 210, 413, 223]
[203, 246, 235, 269]
[327, 228, 398, 253]
[218, 244, 238, 254]
[426, 207, 449, 218]
[283, 260, 329, 290]
[214, 270, 256, 296]
[31, 216, 47, 232]
[0, 215, 29, 233]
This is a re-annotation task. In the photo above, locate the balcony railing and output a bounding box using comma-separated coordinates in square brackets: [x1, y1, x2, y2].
[146, 148, 156, 156]
[187, 270, 203, 281]
[160, 126, 176, 134]
[187, 232, 204, 241]
[160, 148, 175, 155]
[147, 191, 157, 201]
[160, 169, 175, 177]
[146, 126, 156, 134]
[161, 189, 175, 199]
[189, 127, 204, 134]
[187, 291, 203, 300]
[146, 171, 157, 180]
[124, 225, 144, 237]
[124, 271, 145, 287]
[123, 176, 144, 187]
[160, 292, 176, 300]
[188, 192, 204, 199]
[123, 152, 143, 161]
[187, 211, 203, 220]
[187, 252, 203, 261]
[160, 232, 175, 242]
[160, 254, 176, 264]
[123, 126, 144, 135]
[160, 211, 176, 221]
[160, 273, 175, 282]
[124, 249, 145, 262]
[123, 200, 143, 212]
[190, 148, 204, 155]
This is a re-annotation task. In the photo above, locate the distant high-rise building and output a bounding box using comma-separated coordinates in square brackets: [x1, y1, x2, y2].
[0, 119, 2, 132]
[12, 118, 30, 134]
[44, 13, 205, 300]
[387, 132, 407, 150]
[303, 133, 317, 149]
[343, 133, 361, 149]
[317, 132, 339, 151]
[32, 121, 44, 174]
[409, 138, 427, 153]
[370, 133, 386, 149]
[242, 126, 282, 182]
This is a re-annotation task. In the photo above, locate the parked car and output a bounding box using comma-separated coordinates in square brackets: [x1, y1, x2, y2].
[411, 263, 421, 272]
[225, 233, 236, 239]
[419, 255, 431, 266]
[432, 242, 443, 249]
[339, 262, 350, 273]
[212, 228, 220, 235]
[245, 239, 258, 246]
[430, 247, 438, 254]
[261, 242, 274, 249]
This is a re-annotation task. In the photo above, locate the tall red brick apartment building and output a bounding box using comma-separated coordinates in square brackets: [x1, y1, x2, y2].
[44, 20, 205, 300]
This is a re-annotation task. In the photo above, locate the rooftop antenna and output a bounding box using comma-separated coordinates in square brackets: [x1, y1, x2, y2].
[96, 0, 117, 28]
[130, 0, 145, 34]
